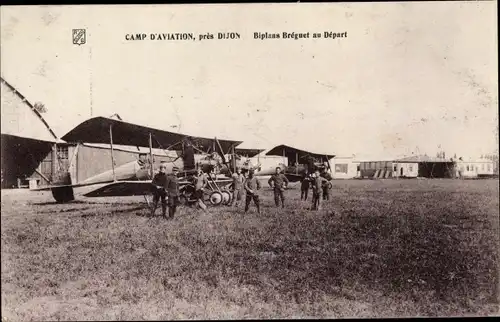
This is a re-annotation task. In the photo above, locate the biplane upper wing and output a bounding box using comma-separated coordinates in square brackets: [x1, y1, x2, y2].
[83, 178, 233, 198]
[265, 144, 335, 162]
[61, 116, 243, 152]
[234, 148, 265, 158]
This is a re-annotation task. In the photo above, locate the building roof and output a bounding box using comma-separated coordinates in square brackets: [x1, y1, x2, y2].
[395, 155, 455, 163]
[235, 148, 265, 158]
[1, 77, 58, 142]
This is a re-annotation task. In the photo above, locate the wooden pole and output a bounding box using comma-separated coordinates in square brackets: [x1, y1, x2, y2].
[109, 124, 116, 181]
[295, 152, 298, 174]
[51, 143, 57, 183]
[232, 145, 236, 173]
[149, 132, 154, 178]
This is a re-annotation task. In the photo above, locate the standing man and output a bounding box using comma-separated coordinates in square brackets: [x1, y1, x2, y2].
[183, 138, 196, 171]
[307, 155, 316, 174]
[230, 167, 245, 207]
[321, 168, 333, 201]
[244, 169, 261, 214]
[150, 163, 168, 217]
[193, 168, 209, 213]
[165, 166, 180, 219]
[311, 169, 328, 210]
[300, 169, 310, 201]
[268, 167, 290, 208]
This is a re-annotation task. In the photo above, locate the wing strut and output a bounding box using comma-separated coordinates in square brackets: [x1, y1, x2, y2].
[109, 124, 116, 181]
[149, 132, 154, 179]
[325, 154, 332, 173]
[215, 137, 233, 176]
[232, 146, 236, 173]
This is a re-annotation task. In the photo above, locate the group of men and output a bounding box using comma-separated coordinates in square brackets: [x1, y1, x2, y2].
[300, 168, 333, 210]
[150, 165, 211, 219]
[150, 164, 334, 218]
[150, 164, 180, 219]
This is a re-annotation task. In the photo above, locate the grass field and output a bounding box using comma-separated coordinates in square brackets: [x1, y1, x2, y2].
[1, 179, 499, 319]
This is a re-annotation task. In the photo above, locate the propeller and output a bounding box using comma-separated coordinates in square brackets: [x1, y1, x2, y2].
[214, 137, 234, 176]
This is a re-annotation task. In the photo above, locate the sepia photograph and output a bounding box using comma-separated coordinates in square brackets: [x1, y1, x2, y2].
[1, 2, 498, 319]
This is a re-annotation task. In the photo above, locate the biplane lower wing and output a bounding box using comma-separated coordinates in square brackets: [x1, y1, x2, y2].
[31, 181, 114, 191]
[83, 181, 155, 197]
[83, 178, 233, 198]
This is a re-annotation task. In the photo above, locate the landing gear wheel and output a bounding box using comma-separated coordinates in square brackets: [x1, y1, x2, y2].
[220, 190, 232, 205]
[51, 186, 75, 203]
[209, 191, 223, 206]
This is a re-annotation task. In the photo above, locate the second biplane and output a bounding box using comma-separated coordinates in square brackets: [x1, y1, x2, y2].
[265, 144, 336, 182]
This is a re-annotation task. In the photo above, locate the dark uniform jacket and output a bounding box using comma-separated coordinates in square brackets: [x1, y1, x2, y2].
[164, 173, 180, 196]
[300, 173, 311, 189]
[268, 173, 289, 189]
[152, 172, 167, 188]
[244, 176, 261, 195]
[320, 172, 333, 188]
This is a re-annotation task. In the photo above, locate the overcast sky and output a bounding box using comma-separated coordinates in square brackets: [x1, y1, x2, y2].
[1, 3, 497, 159]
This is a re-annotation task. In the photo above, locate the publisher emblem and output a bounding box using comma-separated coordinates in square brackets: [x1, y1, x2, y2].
[72, 29, 86, 45]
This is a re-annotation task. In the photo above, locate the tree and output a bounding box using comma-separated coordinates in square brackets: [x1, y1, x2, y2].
[33, 102, 47, 114]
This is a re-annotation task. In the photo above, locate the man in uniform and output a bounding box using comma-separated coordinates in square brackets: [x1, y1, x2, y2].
[300, 169, 311, 201]
[193, 168, 209, 213]
[307, 155, 316, 174]
[150, 163, 168, 217]
[268, 167, 290, 208]
[165, 166, 180, 219]
[320, 168, 333, 201]
[244, 169, 261, 214]
[183, 138, 196, 171]
[230, 167, 245, 207]
[311, 169, 328, 210]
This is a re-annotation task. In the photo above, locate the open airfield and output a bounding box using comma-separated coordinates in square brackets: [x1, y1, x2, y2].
[1, 179, 499, 319]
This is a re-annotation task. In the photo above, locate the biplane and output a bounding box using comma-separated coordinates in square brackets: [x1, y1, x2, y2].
[32, 116, 243, 207]
[265, 144, 336, 182]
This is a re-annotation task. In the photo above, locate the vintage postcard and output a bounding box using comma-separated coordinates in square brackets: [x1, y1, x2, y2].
[1, 2, 498, 320]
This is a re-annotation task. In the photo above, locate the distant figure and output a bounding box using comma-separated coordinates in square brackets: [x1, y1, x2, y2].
[208, 168, 217, 180]
[150, 163, 168, 217]
[138, 153, 148, 168]
[244, 169, 261, 214]
[300, 169, 311, 201]
[268, 167, 290, 208]
[165, 166, 180, 219]
[321, 169, 333, 201]
[193, 168, 209, 213]
[230, 167, 245, 207]
[311, 170, 328, 210]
